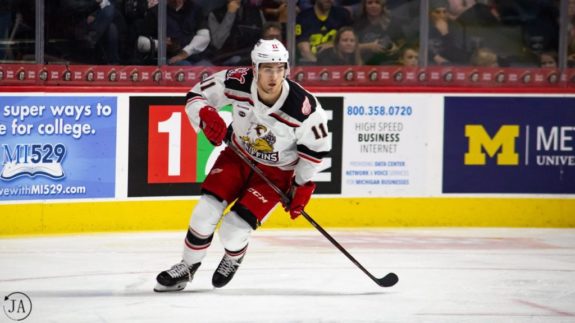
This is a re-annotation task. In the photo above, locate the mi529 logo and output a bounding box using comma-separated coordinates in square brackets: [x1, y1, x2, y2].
[464, 125, 575, 166]
[1, 143, 67, 180]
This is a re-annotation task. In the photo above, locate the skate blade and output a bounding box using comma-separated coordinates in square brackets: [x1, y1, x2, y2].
[153, 282, 186, 292]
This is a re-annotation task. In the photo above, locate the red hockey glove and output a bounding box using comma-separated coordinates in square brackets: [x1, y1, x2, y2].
[199, 106, 226, 146]
[286, 181, 316, 219]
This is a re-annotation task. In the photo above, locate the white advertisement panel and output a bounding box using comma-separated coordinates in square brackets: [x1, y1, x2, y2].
[341, 93, 443, 197]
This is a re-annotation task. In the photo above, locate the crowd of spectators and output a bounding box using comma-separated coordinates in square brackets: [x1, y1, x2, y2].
[0, 0, 568, 68]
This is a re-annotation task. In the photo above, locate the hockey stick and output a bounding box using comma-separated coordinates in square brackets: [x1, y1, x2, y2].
[226, 140, 399, 288]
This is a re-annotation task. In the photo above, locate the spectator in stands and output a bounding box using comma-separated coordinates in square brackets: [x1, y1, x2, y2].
[339, 0, 362, 20]
[121, 0, 154, 64]
[135, 0, 210, 65]
[122, 0, 150, 25]
[261, 21, 283, 42]
[205, 0, 265, 66]
[397, 44, 418, 67]
[455, 0, 499, 26]
[522, 1, 559, 56]
[538, 51, 557, 68]
[470, 47, 498, 67]
[299, 0, 362, 19]
[452, 0, 497, 52]
[446, 0, 474, 20]
[353, 0, 405, 65]
[317, 26, 362, 65]
[295, 0, 352, 64]
[2, 0, 36, 61]
[61, 0, 121, 64]
[0, 0, 14, 60]
[261, 0, 289, 23]
[195, 0, 226, 15]
[384, 0, 419, 45]
[260, 0, 292, 41]
[297, 0, 316, 11]
[428, 0, 466, 65]
[453, 0, 541, 67]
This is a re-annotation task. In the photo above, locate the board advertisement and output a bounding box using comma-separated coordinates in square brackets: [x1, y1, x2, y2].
[0, 96, 117, 201]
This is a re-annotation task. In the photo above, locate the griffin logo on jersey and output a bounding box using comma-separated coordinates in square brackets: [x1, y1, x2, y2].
[240, 124, 279, 162]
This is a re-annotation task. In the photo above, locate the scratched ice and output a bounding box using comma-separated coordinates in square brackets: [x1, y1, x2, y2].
[0, 228, 574, 323]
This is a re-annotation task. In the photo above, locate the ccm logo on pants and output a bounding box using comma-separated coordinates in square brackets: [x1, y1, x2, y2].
[248, 187, 268, 204]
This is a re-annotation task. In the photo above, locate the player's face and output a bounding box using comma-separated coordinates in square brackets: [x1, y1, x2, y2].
[257, 63, 286, 95]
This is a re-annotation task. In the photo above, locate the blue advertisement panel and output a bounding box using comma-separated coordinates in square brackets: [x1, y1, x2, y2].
[0, 96, 117, 201]
[443, 97, 575, 194]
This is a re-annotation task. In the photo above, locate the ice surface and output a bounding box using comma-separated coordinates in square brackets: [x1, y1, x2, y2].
[1, 228, 574, 323]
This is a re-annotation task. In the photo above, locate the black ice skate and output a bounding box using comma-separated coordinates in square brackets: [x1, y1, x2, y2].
[154, 261, 201, 292]
[212, 254, 244, 288]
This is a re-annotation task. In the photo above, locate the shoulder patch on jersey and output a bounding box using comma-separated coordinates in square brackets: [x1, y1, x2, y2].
[225, 67, 254, 93]
[226, 67, 251, 84]
[280, 80, 317, 122]
[302, 96, 312, 116]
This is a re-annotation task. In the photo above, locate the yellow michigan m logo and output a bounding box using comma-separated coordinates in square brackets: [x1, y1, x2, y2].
[464, 125, 520, 165]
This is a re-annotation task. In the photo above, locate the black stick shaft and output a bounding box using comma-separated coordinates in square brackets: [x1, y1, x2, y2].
[298, 210, 384, 285]
[226, 142, 388, 286]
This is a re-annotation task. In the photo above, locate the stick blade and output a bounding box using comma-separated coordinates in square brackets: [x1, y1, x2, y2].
[377, 272, 399, 287]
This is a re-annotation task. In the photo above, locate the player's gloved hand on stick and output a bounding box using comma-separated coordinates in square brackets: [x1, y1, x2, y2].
[285, 181, 316, 219]
[199, 106, 226, 146]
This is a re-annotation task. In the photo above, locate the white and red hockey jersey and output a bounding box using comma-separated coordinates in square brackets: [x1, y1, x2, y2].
[185, 67, 331, 185]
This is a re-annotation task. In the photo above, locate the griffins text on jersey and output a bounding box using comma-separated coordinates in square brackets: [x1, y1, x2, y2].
[239, 124, 279, 163]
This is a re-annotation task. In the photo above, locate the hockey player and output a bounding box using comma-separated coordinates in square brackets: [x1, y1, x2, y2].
[154, 39, 331, 292]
